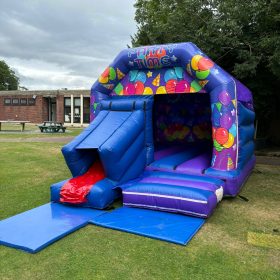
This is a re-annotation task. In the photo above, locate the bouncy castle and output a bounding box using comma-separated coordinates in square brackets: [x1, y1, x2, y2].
[0, 42, 256, 253]
[51, 42, 255, 218]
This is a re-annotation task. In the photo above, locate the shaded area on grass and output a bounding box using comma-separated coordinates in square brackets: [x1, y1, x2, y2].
[0, 142, 279, 280]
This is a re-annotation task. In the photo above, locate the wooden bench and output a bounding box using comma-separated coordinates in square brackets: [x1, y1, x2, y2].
[0, 120, 30, 132]
[38, 122, 66, 133]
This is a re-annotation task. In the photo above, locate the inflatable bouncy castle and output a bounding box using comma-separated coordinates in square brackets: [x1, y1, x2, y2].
[0, 43, 256, 253]
[51, 42, 255, 218]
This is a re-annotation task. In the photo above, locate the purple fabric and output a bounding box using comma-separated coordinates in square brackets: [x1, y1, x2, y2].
[140, 177, 220, 192]
[123, 193, 217, 218]
[205, 156, 255, 196]
[154, 146, 185, 161]
[175, 153, 211, 175]
[235, 79, 253, 103]
[224, 156, 255, 196]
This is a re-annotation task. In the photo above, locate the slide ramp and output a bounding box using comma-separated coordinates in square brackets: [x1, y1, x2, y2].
[51, 96, 154, 208]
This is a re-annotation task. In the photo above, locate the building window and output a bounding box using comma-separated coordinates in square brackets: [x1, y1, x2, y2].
[4, 98, 11, 105]
[64, 97, 71, 123]
[20, 98, 27, 105]
[12, 98, 19, 105]
[28, 98, 36, 105]
[74, 97, 81, 123]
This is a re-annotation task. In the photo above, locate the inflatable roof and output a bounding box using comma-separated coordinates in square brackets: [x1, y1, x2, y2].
[91, 42, 255, 172]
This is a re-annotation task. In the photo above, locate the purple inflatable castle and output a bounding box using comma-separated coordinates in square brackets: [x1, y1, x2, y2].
[54, 42, 255, 218]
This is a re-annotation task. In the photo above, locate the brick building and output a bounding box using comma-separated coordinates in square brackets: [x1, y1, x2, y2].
[0, 89, 91, 126]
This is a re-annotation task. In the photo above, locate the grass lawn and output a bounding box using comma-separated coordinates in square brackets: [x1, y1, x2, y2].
[0, 123, 83, 138]
[0, 142, 279, 280]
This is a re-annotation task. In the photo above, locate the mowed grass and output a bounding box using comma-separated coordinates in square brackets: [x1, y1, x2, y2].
[0, 142, 280, 280]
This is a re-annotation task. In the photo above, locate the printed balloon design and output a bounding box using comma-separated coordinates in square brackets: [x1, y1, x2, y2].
[124, 81, 144, 95]
[213, 139, 223, 152]
[190, 55, 214, 80]
[156, 86, 167, 94]
[166, 79, 190, 93]
[176, 80, 190, 93]
[218, 91, 231, 106]
[144, 87, 153, 95]
[174, 67, 183, 79]
[99, 67, 116, 84]
[162, 67, 190, 93]
[114, 83, 123, 95]
[223, 133, 234, 148]
[164, 124, 190, 141]
[193, 125, 206, 139]
[215, 128, 229, 145]
[220, 113, 233, 129]
[164, 69, 177, 82]
[165, 80, 177, 93]
[190, 80, 202, 92]
[229, 123, 237, 137]
[129, 70, 138, 81]
[135, 72, 146, 84]
[123, 70, 147, 95]
[124, 83, 136, 95]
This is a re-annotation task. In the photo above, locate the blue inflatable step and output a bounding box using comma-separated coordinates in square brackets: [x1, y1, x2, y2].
[90, 207, 205, 245]
[0, 203, 105, 253]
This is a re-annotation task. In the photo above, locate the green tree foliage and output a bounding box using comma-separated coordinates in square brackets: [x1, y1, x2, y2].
[0, 60, 19, 90]
[132, 0, 280, 127]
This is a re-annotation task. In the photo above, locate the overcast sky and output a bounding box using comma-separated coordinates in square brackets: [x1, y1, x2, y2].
[0, 0, 137, 90]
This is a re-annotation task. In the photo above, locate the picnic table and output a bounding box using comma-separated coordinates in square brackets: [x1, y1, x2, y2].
[38, 121, 66, 133]
[0, 120, 30, 132]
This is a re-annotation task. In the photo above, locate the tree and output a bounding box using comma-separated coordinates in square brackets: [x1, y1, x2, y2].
[0, 60, 19, 90]
[132, 0, 280, 136]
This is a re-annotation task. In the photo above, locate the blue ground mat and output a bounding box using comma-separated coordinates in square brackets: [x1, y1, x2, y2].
[0, 203, 105, 253]
[90, 207, 205, 245]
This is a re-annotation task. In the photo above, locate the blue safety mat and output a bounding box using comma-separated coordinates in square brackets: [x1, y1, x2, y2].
[0, 203, 105, 253]
[90, 207, 205, 245]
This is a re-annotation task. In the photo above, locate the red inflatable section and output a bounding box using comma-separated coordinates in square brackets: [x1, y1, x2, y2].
[60, 160, 105, 204]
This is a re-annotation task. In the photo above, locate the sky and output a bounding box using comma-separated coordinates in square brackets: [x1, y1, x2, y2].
[0, 0, 137, 90]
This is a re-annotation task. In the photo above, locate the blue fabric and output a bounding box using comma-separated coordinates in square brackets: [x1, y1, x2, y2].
[50, 178, 120, 209]
[238, 124, 255, 146]
[99, 110, 145, 181]
[238, 140, 255, 168]
[238, 102, 255, 125]
[104, 95, 154, 165]
[90, 207, 205, 245]
[54, 96, 154, 209]
[76, 111, 132, 149]
[62, 96, 154, 183]
[236, 101, 255, 169]
[0, 203, 105, 253]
